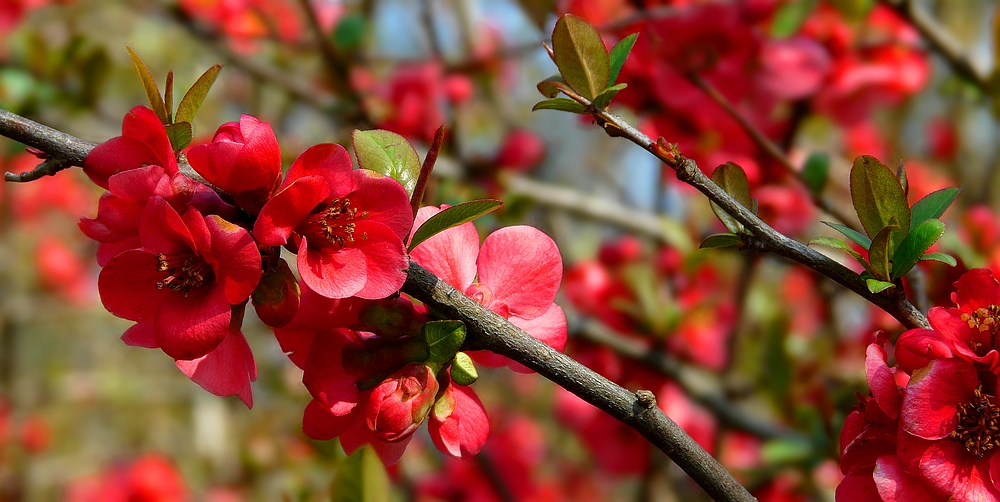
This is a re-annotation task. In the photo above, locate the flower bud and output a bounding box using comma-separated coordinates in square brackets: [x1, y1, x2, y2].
[365, 363, 439, 442]
[251, 258, 300, 328]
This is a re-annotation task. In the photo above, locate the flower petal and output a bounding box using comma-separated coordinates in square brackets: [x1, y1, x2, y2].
[154, 284, 231, 360]
[254, 177, 330, 246]
[302, 399, 357, 440]
[902, 358, 978, 440]
[953, 268, 1000, 311]
[302, 329, 360, 415]
[478, 226, 562, 319]
[874, 455, 938, 502]
[298, 238, 367, 299]
[353, 221, 408, 300]
[121, 322, 158, 348]
[175, 329, 257, 409]
[410, 206, 479, 291]
[349, 170, 413, 240]
[281, 143, 355, 193]
[204, 215, 261, 304]
[98, 250, 166, 322]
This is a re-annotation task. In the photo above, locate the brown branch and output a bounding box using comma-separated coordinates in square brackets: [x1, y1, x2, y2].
[686, 73, 861, 231]
[403, 261, 757, 502]
[555, 86, 930, 330]
[0, 109, 95, 182]
[0, 108, 758, 502]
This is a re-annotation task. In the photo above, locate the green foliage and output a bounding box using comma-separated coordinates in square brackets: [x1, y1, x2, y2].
[921, 252, 958, 266]
[451, 352, 478, 385]
[333, 12, 367, 51]
[910, 187, 961, 230]
[591, 83, 628, 110]
[822, 221, 872, 249]
[866, 279, 895, 293]
[126, 47, 168, 124]
[770, 0, 817, 38]
[423, 321, 467, 364]
[891, 219, 946, 280]
[709, 162, 753, 234]
[532, 98, 587, 113]
[164, 122, 192, 153]
[809, 236, 872, 275]
[850, 155, 910, 251]
[175, 64, 223, 124]
[607, 33, 638, 86]
[536, 75, 568, 98]
[551, 14, 610, 100]
[408, 200, 503, 251]
[352, 130, 421, 197]
[331, 446, 390, 502]
[801, 152, 829, 196]
[867, 221, 897, 281]
[699, 233, 743, 249]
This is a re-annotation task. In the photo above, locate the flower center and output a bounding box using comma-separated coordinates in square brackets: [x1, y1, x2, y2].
[155, 252, 212, 296]
[951, 387, 1000, 458]
[302, 199, 366, 250]
[963, 305, 1000, 356]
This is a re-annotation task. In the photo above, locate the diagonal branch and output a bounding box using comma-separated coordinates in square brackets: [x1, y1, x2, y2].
[0, 108, 758, 502]
[553, 87, 930, 331]
[0, 109, 95, 182]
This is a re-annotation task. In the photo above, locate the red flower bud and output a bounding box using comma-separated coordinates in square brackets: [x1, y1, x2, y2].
[251, 258, 300, 328]
[365, 363, 439, 442]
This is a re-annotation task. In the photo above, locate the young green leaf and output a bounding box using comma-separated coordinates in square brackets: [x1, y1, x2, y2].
[896, 160, 909, 198]
[822, 221, 872, 249]
[532, 98, 588, 114]
[423, 320, 467, 364]
[920, 252, 958, 267]
[709, 162, 752, 233]
[332, 12, 367, 51]
[551, 14, 610, 100]
[164, 121, 192, 153]
[850, 155, 910, 250]
[537, 74, 569, 98]
[700, 233, 743, 249]
[891, 219, 946, 280]
[607, 32, 638, 86]
[591, 82, 627, 109]
[126, 47, 168, 124]
[909, 187, 961, 230]
[331, 446, 390, 502]
[164, 70, 174, 123]
[408, 199, 503, 251]
[809, 236, 874, 275]
[866, 278, 895, 294]
[175, 64, 223, 124]
[801, 152, 829, 195]
[868, 221, 898, 281]
[352, 129, 421, 197]
[451, 352, 478, 385]
[770, 0, 817, 38]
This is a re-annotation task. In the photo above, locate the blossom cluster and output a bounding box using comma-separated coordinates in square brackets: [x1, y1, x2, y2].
[839, 268, 1000, 501]
[78, 106, 567, 464]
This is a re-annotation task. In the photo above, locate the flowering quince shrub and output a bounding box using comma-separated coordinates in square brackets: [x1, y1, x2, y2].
[64, 53, 567, 465]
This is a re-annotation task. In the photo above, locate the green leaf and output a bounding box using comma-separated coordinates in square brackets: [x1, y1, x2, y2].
[532, 98, 588, 113]
[709, 162, 752, 234]
[770, 0, 817, 38]
[829, 0, 876, 19]
[175, 64, 222, 124]
[762, 438, 813, 464]
[801, 152, 829, 195]
[850, 155, 910, 251]
[352, 129, 421, 197]
[551, 14, 610, 100]
[896, 161, 908, 198]
[591, 82, 627, 109]
[332, 12, 367, 51]
[891, 219, 946, 280]
[910, 187, 961, 230]
[699, 233, 743, 249]
[408, 199, 502, 251]
[822, 221, 872, 249]
[868, 220, 898, 281]
[164, 70, 173, 123]
[866, 278, 895, 293]
[920, 252, 958, 267]
[423, 320, 466, 364]
[450, 352, 478, 386]
[537, 74, 569, 98]
[607, 32, 638, 86]
[126, 47, 168, 124]
[331, 446, 390, 502]
[809, 236, 872, 274]
[164, 121, 192, 153]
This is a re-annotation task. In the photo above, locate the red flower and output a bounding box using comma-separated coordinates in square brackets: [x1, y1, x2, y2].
[175, 327, 258, 408]
[98, 197, 260, 361]
[410, 206, 567, 371]
[83, 106, 178, 189]
[366, 363, 439, 442]
[428, 372, 490, 458]
[79, 165, 234, 266]
[187, 114, 282, 214]
[899, 358, 1000, 500]
[254, 144, 412, 300]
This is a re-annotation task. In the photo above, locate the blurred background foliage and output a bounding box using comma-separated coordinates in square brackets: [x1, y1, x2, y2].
[1, 0, 999, 500]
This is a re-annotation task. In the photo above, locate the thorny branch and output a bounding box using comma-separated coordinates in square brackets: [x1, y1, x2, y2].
[0, 108, 759, 502]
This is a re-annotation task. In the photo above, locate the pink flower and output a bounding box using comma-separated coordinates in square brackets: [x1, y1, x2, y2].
[410, 206, 567, 370]
[83, 106, 178, 189]
[187, 114, 282, 214]
[366, 363, 439, 442]
[428, 372, 490, 458]
[98, 197, 260, 361]
[254, 144, 412, 300]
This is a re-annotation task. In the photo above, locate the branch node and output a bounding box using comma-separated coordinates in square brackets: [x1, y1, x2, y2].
[635, 389, 657, 409]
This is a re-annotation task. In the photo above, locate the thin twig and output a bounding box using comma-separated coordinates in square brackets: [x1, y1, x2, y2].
[0, 109, 95, 182]
[686, 73, 860, 231]
[554, 85, 930, 330]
